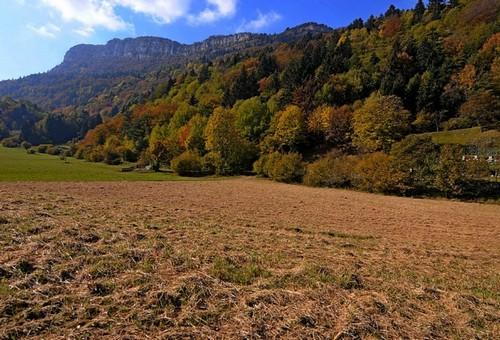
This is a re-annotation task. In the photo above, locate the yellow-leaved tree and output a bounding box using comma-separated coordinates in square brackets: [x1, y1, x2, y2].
[204, 107, 256, 175]
[353, 92, 411, 152]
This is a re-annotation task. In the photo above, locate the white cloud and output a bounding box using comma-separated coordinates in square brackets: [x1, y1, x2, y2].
[31, 0, 238, 36]
[27, 22, 61, 38]
[118, 0, 192, 24]
[73, 26, 95, 37]
[41, 0, 128, 32]
[188, 0, 237, 25]
[237, 11, 281, 33]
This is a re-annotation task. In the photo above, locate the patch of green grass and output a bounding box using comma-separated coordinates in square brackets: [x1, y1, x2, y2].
[0, 146, 211, 181]
[268, 264, 363, 290]
[419, 127, 500, 146]
[470, 288, 499, 301]
[89, 258, 127, 279]
[0, 281, 12, 297]
[210, 256, 269, 285]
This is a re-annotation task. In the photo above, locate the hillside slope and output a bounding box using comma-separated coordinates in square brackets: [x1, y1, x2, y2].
[0, 23, 331, 111]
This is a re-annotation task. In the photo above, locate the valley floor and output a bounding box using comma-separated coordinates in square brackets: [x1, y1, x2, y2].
[0, 179, 499, 338]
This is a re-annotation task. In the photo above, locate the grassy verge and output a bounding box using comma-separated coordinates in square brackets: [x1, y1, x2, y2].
[0, 146, 203, 181]
[419, 127, 500, 146]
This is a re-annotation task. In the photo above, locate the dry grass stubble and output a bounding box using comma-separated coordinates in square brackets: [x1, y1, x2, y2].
[0, 179, 498, 338]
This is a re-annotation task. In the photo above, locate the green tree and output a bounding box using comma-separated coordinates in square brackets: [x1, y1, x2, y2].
[412, 0, 426, 23]
[184, 114, 208, 154]
[385, 4, 399, 17]
[168, 103, 198, 133]
[428, 0, 445, 20]
[234, 97, 271, 141]
[197, 64, 210, 83]
[147, 124, 181, 171]
[435, 145, 467, 197]
[353, 93, 411, 152]
[262, 105, 306, 152]
[223, 67, 258, 107]
[205, 107, 256, 175]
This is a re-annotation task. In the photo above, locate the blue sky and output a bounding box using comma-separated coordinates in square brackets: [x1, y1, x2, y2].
[0, 0, 417, 81]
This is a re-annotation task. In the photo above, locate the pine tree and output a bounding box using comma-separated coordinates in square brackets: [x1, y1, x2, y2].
[428, 0, 445, 20]
[385, 5, 399, 17]
[365, 15, 377, 31]
[413, 0, 426, 24]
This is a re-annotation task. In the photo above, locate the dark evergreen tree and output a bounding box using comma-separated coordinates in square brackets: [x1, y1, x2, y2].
[223, 68, 258, 106]
[385, 4, 400, 17]
[412, 0, 426, 24]
[348, 18, 364, 29]
[324, 37, 352, 75]
[365, 15, 377, 31]
[428, 0, 445, 20]
[416, 31, 444, 73]
[256, 54, 278, 80]
[197, 64, 210, 83]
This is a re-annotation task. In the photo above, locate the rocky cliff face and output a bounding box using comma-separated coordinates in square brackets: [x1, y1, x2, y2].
[63, 37, 183, 64]
[57, 23, 332, 74]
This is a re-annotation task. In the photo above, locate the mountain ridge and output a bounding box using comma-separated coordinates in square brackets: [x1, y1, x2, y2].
[54, 22, 332, 75]
[0, 22, 332, 109]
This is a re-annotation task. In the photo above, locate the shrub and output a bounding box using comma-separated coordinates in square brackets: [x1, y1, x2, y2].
[434, 145, 467, 197]
[353, 152, 403, 193]
[201, 152, 221, 175]
[26, 148, 36, 155]
[304, 154, 358, 188]
[74, 148, 85, 159]
[21, 141, 32, 150]
[253, 152, 282, 177]
[264, 152, 304, 183]
[121, 148, 138, 163]
[46, 146, 62, 156]
[137, 150, 152, 169]
[1, 137, 20, 148]
[390, 135, 440, 194]
[85, 148, 105, 163]
[103, 148, 122, 165]
[37, 144, 51, 154]
[171, 151, 203, 176]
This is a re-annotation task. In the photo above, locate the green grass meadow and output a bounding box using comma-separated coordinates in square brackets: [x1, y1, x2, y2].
[0, 147, 196, 182]
[420, 127, 500, 146]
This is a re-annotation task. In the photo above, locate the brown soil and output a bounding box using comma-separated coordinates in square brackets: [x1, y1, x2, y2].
[0, 179, 499, 339]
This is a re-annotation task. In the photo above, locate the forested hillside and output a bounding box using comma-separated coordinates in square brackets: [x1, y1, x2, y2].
[0, 97, 101, 146]
[2, 0, 499, 198]
[0, 23, 331, 113]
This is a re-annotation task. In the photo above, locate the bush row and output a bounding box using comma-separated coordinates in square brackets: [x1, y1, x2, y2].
[302, 136, 498, 198]
[253, 152, 304, 183]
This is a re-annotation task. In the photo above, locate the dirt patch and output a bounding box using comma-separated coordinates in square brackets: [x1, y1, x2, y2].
[0, 179, 499, 338]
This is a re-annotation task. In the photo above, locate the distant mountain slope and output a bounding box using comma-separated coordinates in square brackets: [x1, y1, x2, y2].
[0, 23, 332, 110]
[0, 96, 101, 145]
[0, 97, 44, 133]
